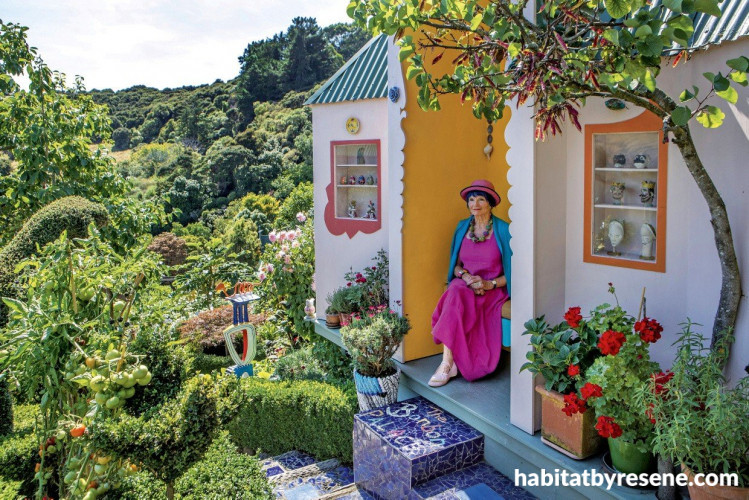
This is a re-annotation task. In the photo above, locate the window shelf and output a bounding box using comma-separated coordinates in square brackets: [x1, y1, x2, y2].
[594, 204, 657, 211]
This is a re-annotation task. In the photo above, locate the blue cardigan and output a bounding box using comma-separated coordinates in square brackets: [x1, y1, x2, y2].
[446, 215, 512, 297]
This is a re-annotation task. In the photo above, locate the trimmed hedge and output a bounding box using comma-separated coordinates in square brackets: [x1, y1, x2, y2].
[0, 196, 108, 326]
[0, 380, 11, 437]
[117, 431, 272, 500]
[0, 404, 39, 498]
[191, 353, 233, 375]
[229, 378, 357, 464]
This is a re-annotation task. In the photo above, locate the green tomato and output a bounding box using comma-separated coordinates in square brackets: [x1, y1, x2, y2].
[64, 471, 77, 484]
[112, 301, 126, 317]
[95, 483, 110, 495]
[82, 490, 97, 500]
[136, 372, 152, 386]
[122, 374, 137, 388]
[133, 365, 148, 379]
[105, 349, 120, 361]
[56, 430, 67, 442]
[105, 396, 121, 409]
[47, 445, 56, 453]
[94, 392, 109, 405]
[94, 463, 106, 475]
[124, 387, 136, 398]
[78, 287, 95, 302]
[116, 389, 127, 399]
[90, 375, 106, 392]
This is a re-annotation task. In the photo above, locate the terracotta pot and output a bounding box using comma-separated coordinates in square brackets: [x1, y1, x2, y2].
[683, 466, 749, 500]
[339, 313, 353, 325]
[535, 385, 602, 459]
[325, 313, 341, 328]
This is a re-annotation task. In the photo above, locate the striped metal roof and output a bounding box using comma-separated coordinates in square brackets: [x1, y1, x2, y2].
[652, 0, 749, 52]
[305, 34, 388, 105]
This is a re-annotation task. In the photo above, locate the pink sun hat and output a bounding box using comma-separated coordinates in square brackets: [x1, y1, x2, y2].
[459, 179, 501, 206]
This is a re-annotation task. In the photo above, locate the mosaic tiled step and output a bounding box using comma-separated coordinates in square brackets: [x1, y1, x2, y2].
[354, 397, 484, 499]
[272, 460, 355, 499]
[262, 450, 317, 478]
[413, 462, 536, 500]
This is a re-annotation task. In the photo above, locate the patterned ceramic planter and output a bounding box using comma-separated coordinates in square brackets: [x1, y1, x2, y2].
[536, 385, 602, 459]
[353, 367, 400, 412]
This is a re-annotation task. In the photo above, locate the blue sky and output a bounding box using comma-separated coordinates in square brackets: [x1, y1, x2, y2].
[3, 0, 353, 91]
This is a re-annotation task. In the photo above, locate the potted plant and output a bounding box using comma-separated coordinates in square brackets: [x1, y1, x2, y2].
[341, 306, 411, 411]
[338, 284, 365, 325]
[521, 306, 602, 459]
[638, 323, 749, 499]
[325, 290, 343, 328]
[582, 288, 662, 475]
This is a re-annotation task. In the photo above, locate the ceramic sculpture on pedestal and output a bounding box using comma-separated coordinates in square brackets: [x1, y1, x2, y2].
[613, 154, 626, 168]
[347, 201, 357, 219]
[365, 200, 376, 219]
[640, 223, 656, 260]
[607, 219, 624, 256]
[357, 147, 366, 164]
[609, 182, 625, 205]
[633, 154, 648, 169]
[640, 181, 656, 207]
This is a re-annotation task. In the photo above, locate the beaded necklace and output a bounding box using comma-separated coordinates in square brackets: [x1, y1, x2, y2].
[468, 217, 492, 243]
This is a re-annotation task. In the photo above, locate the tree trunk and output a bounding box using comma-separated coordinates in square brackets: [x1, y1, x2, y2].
[670, 125, 741, 350]
[166, 482, 175, 500]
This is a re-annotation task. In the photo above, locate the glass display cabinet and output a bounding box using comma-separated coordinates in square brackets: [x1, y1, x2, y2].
[583, 114, 668, 272]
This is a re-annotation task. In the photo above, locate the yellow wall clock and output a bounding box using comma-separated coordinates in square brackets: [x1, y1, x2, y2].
[346, 117, 360, 135]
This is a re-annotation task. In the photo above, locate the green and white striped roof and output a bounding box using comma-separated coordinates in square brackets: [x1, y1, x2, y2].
[305, 34, 388, 105]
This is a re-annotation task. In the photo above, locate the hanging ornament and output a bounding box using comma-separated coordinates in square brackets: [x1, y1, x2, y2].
[484, 121, 494, 160]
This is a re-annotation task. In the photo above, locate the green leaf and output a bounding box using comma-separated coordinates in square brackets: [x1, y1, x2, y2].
[671, 105, 692, 125]
[406, 65, 422, 80]
[603, 29, 620, 46]
[726, 56, 749, 72]
[399, 45, 415, 62]
[637, 35, 664, 57]
[605, 0, 631, 18]
[679, 88, 694, 102]
[663, 0, 683, 13]
[635, 25, 653, 38]
[470, 13, 483, 30]
[643, 70, 656, 92]
[716, 86, 738, 104]
[507, 42, 521, 58]
[703, 71, 716, 83]
[695, 106, 725, 128]
[729, 71, 748, 86]
[694, 0, 721, 16]
[713, 73, 730, 91]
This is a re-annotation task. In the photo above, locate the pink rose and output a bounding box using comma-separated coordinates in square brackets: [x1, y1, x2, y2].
[291, 240, 300, 248]
[287, 231, 296, 241]
[296, 212, 307, 222]
[284, 255, 292, 264]
[257, 271, 267, 282]
[277, 251, 285, 259]
[266, 263, 274, 273]
[268, 231, 277, 243]
[278, 231, 287, 241]
[281, 244, 290, 252]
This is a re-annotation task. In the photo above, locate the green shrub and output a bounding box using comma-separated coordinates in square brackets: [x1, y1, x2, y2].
[147, 232, 188, 267]
[276, 182, 312, 229]
[176, 431, 273, 499]
[0, 478, 21, 500]
[0, 404, 38, 497]
[191, 353, 233, 375]
[274, 346, 327, 382]
[0, 380, 10, 437]
[92, 374, 244, 496]
[117, 431, 272, 500]
[0, 196, 108, 326]
[178, 305, 265, 356]
[229, 378, 357, 463]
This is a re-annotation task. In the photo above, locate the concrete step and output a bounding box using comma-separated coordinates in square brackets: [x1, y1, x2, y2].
[354, 397, 484, 499]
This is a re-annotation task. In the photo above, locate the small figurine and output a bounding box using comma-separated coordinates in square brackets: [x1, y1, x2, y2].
[357, 148, 366, 165]
[609, 182, 625, 205]
[640, 223, 656, 260]
[304, 298, 316, 320]
[633, 154, 648, 169]
[340, 175, 348, 185]
[357, 175, 366, 185]
[613, 154, 626, 168]
[347, 201, 357, 218]
[365, 200, 377, 219]
[640, 180, 656, 207]
[366, 175, 374, 185]
[349, 175, 356, 185]
[607, 219, 625, 256]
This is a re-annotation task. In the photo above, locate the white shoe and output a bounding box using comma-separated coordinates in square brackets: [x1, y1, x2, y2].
[428, 361, 458, 387]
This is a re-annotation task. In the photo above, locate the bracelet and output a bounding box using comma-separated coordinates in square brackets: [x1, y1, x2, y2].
[457, 269, 466, 278]
[491, 279, 498, 289]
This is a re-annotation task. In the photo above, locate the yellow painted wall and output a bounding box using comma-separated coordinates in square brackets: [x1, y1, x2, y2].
[400, 51, 512, 361]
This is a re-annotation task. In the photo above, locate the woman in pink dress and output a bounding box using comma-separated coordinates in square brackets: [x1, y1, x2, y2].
[428, 180, 512, 387]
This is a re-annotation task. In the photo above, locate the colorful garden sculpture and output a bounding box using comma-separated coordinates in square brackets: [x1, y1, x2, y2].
[216, 282, 259, 378]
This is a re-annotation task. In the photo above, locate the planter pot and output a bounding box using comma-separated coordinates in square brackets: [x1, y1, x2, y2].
[325, 313, 341, 328]
[607, 438, 655, 474]
[535, 385, 602, 459]
[353, 367, 400, 412]
[683, 466, 748, 500]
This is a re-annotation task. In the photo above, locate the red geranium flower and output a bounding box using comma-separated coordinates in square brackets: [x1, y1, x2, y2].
[567, 364, 580, 377]
[580, 382, 603, 400]
[595, 416, 623, 438]
[646, 403, 656, 424]
[564, 306, 583, 328]
[651, 371, 674, 395]
[598, 330, 626, 355]
[634, 317, 663, 343]
[562, 392, 587, 416]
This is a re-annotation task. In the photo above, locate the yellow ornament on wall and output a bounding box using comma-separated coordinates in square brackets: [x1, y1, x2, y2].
[346, 117, 360, 135]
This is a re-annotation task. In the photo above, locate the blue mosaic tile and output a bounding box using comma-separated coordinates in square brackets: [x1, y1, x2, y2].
[265, 465, 285, 478]
[273, 465, 356, 498]
[354, 397, 484, 498]
[414, 462, 536, 500]
[275, 450, 316, 470]
[336, 487, 377, 500]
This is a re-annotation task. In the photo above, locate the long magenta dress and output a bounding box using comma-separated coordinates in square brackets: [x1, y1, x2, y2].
[431, 234, 509, 381]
